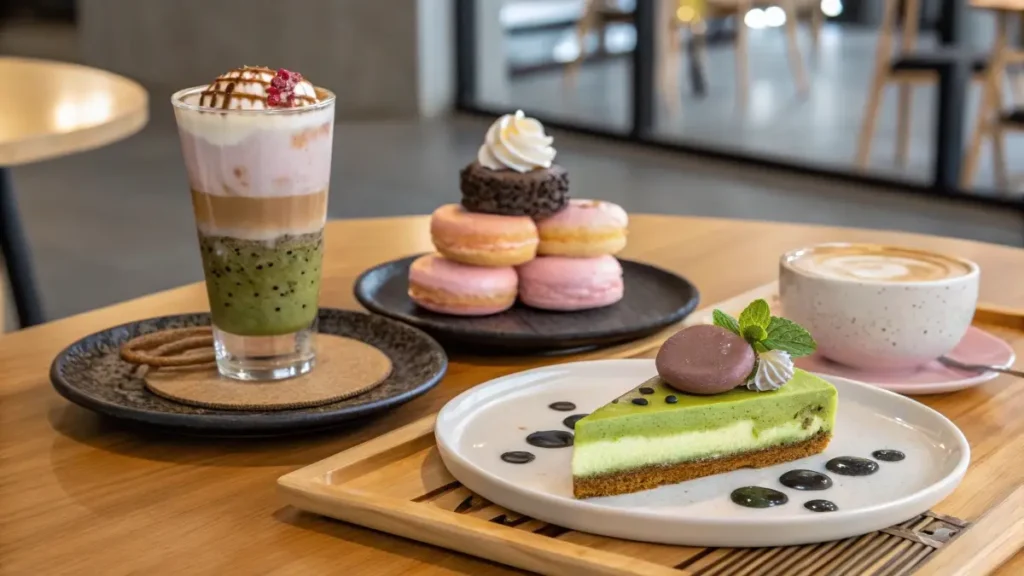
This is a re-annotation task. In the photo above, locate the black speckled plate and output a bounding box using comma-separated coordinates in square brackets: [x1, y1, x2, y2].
[354, 255, 700, 353]
[49, 309, 447, 436]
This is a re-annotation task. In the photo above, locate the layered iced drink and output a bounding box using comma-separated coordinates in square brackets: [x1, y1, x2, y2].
[172, 66, 335, 380]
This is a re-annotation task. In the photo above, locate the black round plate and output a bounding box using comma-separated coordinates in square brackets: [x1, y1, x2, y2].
[49, 309, 447, 436]
[354, 255, 700, 352]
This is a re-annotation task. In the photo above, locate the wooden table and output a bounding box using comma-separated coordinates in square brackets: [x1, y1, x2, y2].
[2, 215, 1022, 575]
[0, 57, 148, 328]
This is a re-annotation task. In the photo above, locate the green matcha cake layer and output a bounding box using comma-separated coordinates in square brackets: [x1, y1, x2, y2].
[571, 369, 837, 479]
[575, 369, 837, 444]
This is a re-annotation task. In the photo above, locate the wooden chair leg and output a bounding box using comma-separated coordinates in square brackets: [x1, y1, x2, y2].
[895, 84, 913, 167]
[735, 3, 750, 108]
[782, 0, 809, 95]
[564, 0, 598, 88]
[856, 73, 887, 169]
[658, 13, 684, 116]
[962, 12, 1009, 189]
[810, 5, 823, 61]
[992, 125, 1009, 190]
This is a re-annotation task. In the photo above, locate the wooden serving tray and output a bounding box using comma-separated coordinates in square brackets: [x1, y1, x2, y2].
[279, 284, 1024, 576]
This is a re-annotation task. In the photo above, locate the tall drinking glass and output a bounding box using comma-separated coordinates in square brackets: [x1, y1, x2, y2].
[171, 85, 335, 380]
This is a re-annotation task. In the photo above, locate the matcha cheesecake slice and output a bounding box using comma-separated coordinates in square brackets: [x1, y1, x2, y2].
[571, 370, 837, 499]
[572, 298, 836, 499]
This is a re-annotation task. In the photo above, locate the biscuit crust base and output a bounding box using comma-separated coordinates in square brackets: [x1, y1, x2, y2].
[573, 432, 831, 499]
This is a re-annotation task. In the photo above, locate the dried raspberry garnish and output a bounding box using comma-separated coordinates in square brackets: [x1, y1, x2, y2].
[267, 68, 302, 108]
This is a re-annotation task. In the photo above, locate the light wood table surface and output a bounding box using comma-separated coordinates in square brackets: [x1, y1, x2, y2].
[2, 215, 1023, 575]
[0, 57, 148, 166]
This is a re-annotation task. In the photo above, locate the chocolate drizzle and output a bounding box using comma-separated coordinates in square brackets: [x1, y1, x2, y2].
[548, 401, 576, 412]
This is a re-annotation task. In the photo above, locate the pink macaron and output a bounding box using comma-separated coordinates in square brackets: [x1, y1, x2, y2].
[517, 255, 624, 311]
[430, 204, 538, 267]
[536, 199, 628, 257]
[408, 254, 517, 316]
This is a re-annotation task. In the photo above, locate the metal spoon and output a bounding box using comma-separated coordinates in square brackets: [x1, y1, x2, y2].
[938, 356, 1024, 379]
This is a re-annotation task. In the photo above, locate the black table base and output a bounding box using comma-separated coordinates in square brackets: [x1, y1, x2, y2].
[0, 167, 44, 327]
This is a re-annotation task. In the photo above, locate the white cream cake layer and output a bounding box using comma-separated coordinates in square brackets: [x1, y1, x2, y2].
[174, 87, 335, 147]
[572, 416, 825, 478]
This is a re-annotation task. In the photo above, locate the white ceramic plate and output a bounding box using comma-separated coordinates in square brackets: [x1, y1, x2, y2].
[435, 359, 969, 547]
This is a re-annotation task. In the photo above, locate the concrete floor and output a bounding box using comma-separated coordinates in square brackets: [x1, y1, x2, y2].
[2, 22, 1023, 326]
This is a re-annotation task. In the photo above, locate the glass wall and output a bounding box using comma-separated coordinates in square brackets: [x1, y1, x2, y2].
[456, 0, 1024, 207]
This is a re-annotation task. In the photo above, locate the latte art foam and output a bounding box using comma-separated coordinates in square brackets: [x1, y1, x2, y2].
[786, 246, 972, 283]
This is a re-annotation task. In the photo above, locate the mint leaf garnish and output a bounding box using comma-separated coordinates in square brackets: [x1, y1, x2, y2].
[738, 299, 771, 332]
[763, 316, 817, 358]
[712, 310, 740, 336]
[743, 325, 768, 342]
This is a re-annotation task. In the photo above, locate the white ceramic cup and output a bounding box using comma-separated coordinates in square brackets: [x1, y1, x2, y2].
[779, 243, 980, 372]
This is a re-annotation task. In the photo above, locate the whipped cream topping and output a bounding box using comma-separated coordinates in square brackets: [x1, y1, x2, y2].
[747, 349, 795, 392]
[477, 110, 556, 173]
[198, 66, 319, 110]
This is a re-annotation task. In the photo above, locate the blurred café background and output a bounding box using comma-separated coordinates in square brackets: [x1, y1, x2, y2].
[1, 0, 1023, 328]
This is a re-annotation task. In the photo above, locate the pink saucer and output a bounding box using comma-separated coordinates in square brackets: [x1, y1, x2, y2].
[796, 326, 1016, 395]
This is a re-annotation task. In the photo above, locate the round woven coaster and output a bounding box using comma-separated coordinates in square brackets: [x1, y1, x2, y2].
[144, 334, 392, 411]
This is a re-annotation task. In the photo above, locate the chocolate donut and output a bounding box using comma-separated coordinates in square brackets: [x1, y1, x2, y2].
[655, 325, 756, 395]
[459, 161, 569, 218]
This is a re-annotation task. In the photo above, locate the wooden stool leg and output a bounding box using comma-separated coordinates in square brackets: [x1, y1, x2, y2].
[895, 84, 913, 167]
[658, 3, 684, 116]
[856, 72, 887, 169]
[962, 13, 1008, 189]
[992, 124, 1009, 190]
[782, 0, 809, 95]
[810, 5, 823, 61]
[735, 2, 751, 108]
[564, 0, 598, 88]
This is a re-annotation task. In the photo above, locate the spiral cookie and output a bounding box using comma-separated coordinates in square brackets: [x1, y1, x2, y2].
[120, 327, 216, 367]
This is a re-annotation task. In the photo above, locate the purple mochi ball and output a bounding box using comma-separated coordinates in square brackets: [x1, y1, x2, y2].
[655, 325, 756, 395]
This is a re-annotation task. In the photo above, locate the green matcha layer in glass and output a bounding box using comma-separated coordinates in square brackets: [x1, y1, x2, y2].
[199, 232, 323, 335]
[572, 370, 837, 494]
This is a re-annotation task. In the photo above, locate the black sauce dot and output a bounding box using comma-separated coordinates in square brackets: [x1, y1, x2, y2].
[225, 267, 231, 272]
[301, 271, 306, 275]
[665, 395, 678, 404]
[254, 293, 260, 297]
[731, 487, 788, 508]
[526, 431, 574, 448]
[779, 469, 833, 490]
[251, 253, 258, 257]
[275, 307, 281, 312]
[549, 402, 576, 411]
[872, 449, 905, 462]
[302, 304, 307, 309]
[227, 293, 233, 298]
[287, 250, 293, 255]
[267, 263, 273, 267]
[501, 451, 535, 464]
[273, 285, 279, 291]
[639, 387, 654, 395]
[563, 414, 588, 430]
[631, 398, 648, 406]
[236, 282, 241, 287]
[826, 456, 879, 476]
[611, 399, 619, 404]
[804, 500, 838, 513]
[256, 265, 263, 270]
